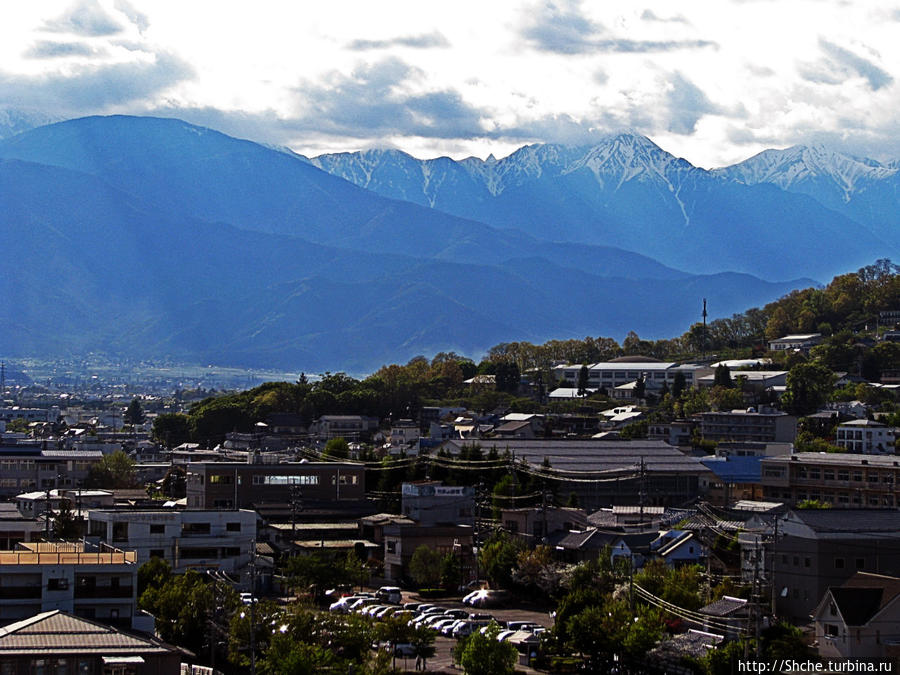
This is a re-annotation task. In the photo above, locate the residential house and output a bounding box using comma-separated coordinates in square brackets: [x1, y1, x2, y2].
[699, 408, 798, 444]
[401, 482, 474, 526]
[814, 572, 900, 662]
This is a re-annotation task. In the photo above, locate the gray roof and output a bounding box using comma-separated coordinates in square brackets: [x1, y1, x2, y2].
[786, 509, 900, 533]
[446, 439, 706, 475]
[699, 596, 749, 618]
[0, 611, 175, 656]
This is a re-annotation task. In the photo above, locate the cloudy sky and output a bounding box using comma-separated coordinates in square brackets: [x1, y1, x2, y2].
[1, 0, 899, 167]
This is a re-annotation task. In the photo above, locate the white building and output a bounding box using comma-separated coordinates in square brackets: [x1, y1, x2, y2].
[834, 419, 898, 454]
[86, 509, 257, 573]
[553, 360, 708, 393]
[768, 333, 823, 352]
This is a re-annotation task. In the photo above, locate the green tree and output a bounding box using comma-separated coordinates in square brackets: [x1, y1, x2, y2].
[151, 413, 191, 447]
[458, 622, 517, 675]
[577, 365, 590, 397]
[672, 371, 687, 398]
[782, 362, 836, 416]
[409, 545, 442, 588]
[440, 552, 463, 592]
[52, 499, 80, 540]
[478, 532, 522, 589]
[137, 556, 172, 597]
[323, 437, 350, 459]
[124, 397, 145, 426]
[84, 450, 138, 489]
[713, 364, 733, 388]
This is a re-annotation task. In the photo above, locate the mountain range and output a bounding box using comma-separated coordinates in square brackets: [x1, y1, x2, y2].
[0, 114, 894, 373]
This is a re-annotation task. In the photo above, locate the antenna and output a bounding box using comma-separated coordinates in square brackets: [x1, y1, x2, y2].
[702, 298, 708, 355]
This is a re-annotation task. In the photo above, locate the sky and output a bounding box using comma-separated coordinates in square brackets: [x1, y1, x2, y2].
[1, 0, 899, 168]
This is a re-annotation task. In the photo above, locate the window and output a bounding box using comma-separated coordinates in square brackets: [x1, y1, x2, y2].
[47, 578, 69, 591]
[824, 470, 835, 480]
[825, 624, 839, 637]
[112, 522, 128, 542]
[804, 558, 811, 568]
[837, 470, 849, 481]
[856, 558, 865, 569]
[150, 549, 164, 558]
[224, 547, 241, 557]
[834, 557, 845, 569]
[149, 524, 164, 534]
[386, 541, 396, 554]
[226, 522, 241, 532]
[208, 474, 233, 484]
[182, 522, 211, 535]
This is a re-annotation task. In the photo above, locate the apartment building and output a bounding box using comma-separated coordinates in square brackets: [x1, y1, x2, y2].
[87, 509, 257, 572]
[699, 408, 798, 443]
[0, 542, 139, 629]
[185, 460, 366, 509]
[0, 444, 102, 498]
[834, 419, 898, 454]
[761, 452, 900, 508]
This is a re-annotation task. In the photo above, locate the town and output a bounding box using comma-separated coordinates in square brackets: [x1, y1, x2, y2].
[0, 262, 899, 674]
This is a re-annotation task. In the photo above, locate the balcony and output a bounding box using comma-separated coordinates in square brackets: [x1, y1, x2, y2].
[74, 585, 134, 599]
[0, 587, 42, 600]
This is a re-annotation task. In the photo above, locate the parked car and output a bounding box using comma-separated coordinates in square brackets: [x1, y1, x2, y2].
[375, 586, 403, 604]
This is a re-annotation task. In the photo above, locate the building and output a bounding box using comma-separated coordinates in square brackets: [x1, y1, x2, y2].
[813, 572, 900, 662]
[0, 503, 43, 550]
[699, 408, 798, 444]
[761, 452, 900, 508]
[501, 506, 588, 544]
[768, 333, 823, 352]
[382, 522, 474, 583]
[834, 419, 898, 454]
[0, 444, 103, 498]
[389, 419, 420, 455]
[0, 542, 140, 629]
[185, 460, 366, 510]
[401, 482, 475, 526]
[86, 509, 257, 573]
[772, 510, 900, 620]
[441, 439, 710, 510]
[309, 415, 378, 442]
[553, 359, 709, 394]
[0, 610, 181, 674]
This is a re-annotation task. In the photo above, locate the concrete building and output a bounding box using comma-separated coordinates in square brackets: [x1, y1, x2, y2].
[383, 522, 474, 583]
[768, 333, 823, 352]
[699, 408, 798, 444]
[761, 452, 900, 508]
[834, 419, 898, 454]
[0, 444, 103, 498]
[389, 419, 420, 455]
[309, 415, 378, 442]
[185, 460, 366, 510]
[0, 542, 140, 629]
[773, 510, 900, 620]
[401, 482, 475, 526]
[87, 509, 257, 573]
[553, 360, 708, 394]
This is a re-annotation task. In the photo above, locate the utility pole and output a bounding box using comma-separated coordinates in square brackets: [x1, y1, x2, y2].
[249, 540, 257, 675]
[290, 484, 303, 537]
[702, 298, 708, 356]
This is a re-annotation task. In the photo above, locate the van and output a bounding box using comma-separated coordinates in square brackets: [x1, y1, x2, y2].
[375, 585, 403, 604]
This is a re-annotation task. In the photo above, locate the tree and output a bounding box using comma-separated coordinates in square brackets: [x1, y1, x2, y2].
[52, 499, 80, 540]
[458, 622, 517, 675]
[672, 371, 687, 398]
[84, 450, 138, 488]
[323, 437, 350, 459]
[151, 413, 191, 447]
[478, 532, 522, 589]
[494, 361, 521, 393]
[713, 364, 733, 388]
[782, 362, 836, 416]
[138, 556, 172, 596]
[577, 365, 589, 397]
[124, 397, 145, 426]
[440, 552, 463, 592]
[409, 545, 442, 588]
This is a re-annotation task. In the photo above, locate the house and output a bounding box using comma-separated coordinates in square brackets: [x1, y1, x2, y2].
[651, 530, 705, 566]
[308, 415, 378, 442]
[389, 419, 420, 455]
[0, 610, 181, 674]
[0, 503, 43, 550]
[697, 596, 749, 640]
[813, 572, 900, 662]
[382, 523, 474, 583]
[501, 506, 588, 544]
[834, 419, 898, 454]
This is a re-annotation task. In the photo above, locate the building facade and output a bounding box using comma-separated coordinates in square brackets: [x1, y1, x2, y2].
[699, 409, 798, 443]
[834, 419, 898, 454]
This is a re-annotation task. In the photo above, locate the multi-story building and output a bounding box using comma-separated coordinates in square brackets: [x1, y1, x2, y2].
[761, 452, 900, 508]
[699, 408, 798, 443]
[185, 460, 366, 509]
[308, 415, 378, 442]
[401, 482, 475, 526]
[383, 522, 474, 583]
[0, 541, 139, 629]
[87, 508, 257, 572]
[0, 444, 103, 498]
[554, 359, 709, 394]
[768, 333, 823, 352]
[834, 419, 898, 454]
[772, 510, 900, 620]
